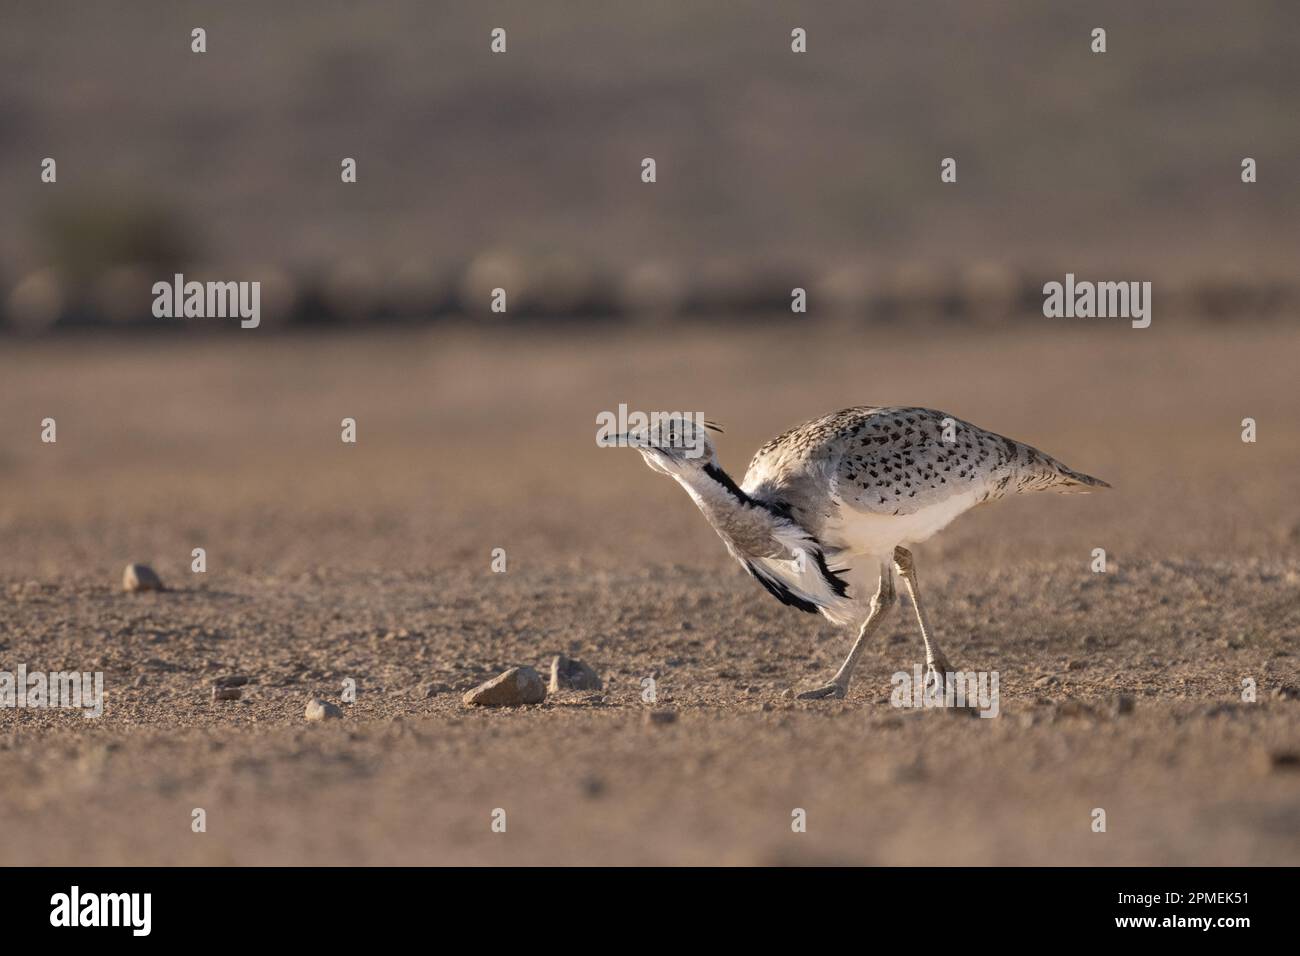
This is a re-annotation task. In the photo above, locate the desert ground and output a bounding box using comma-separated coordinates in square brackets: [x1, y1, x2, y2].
[1, 318, 1298, 865]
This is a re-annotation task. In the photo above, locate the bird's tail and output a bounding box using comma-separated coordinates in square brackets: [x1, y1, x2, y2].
[1052, 464, 1111, 491]
[1012, 442, 1111, 494]
[1023, 458, 1111, 494]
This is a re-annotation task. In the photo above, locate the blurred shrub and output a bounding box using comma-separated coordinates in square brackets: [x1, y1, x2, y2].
[34, 194, 198, 283]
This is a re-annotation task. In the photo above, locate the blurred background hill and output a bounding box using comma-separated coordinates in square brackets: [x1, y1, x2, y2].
[1, 0, 1297, 327]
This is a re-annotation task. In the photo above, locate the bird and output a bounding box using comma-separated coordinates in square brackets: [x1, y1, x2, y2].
[615, 406, 1108, 700]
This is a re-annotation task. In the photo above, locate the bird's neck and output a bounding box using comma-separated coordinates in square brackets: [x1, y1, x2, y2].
[672, 462, 788, 559]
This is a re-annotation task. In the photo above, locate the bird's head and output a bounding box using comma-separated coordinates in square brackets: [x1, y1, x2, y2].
[615, 415, 723, 476]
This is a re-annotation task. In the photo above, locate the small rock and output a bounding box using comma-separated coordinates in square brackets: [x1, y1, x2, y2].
[1034, 675, 1060, 688]
[462, 666, 547, 707]
[1053, 699, 1096, 719]
[1268, 751, 1300, 772]
[212, 685, 241, 702]
[305, 698, 343, 721]
[644, 709, 677, 726]
[122, 563, 164, 592]
[548, 655, 602, 692]
[214, 675, 250, 688]
[1110, 693, 1135, 716]
[1204, 702, 1244, 719]
[422, 682, 451, 699]
[871, 756, 927, 784]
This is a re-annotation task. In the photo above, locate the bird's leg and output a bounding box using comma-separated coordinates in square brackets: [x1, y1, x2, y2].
[797, 564, 895, 700]
[892, 546, 955, 697]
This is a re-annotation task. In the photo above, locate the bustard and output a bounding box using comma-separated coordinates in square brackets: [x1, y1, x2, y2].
[617, 407, 1108, 700]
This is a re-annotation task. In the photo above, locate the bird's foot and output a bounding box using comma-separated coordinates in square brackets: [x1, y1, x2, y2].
[796, 681, 846, 700]
[924, 656, 984, 712]
[924, 657, 956, 697]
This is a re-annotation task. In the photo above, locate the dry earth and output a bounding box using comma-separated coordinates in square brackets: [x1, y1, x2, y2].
[1, 318, 1298, 865]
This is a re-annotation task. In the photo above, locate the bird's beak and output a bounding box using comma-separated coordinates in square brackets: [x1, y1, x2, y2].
[609, 433, 650, 450]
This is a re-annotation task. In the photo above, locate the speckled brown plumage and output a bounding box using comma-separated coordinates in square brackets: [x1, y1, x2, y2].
[743, 406, 1107, 541]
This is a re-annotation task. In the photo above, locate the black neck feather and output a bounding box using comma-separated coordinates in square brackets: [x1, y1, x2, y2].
[702, 463, 752, 505]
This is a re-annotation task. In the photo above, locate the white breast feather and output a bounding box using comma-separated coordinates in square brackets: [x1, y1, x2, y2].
[823, 486, 985, 558]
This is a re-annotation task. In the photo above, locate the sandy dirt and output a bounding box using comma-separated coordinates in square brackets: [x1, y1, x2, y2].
[1, 319, 1298, 865]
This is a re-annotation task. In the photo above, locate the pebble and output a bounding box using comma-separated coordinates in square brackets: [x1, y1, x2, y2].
[6, 268, 67, 332]
[122, 563, 164, 592]
[212, 686, 241, 702]
[1267, 751, 1300, 772]
[548, 655, 602, 692]
[305, 698, 343, 721]
[462, 666, 547, 707]
[1053, 700, 1096, 720]
[643, 709, 677, 726]
[214, 675, 250, 689]
[1110, 693, 1135, 716]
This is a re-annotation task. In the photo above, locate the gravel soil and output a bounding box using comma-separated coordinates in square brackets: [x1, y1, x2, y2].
[2, 321, 1297, 864]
